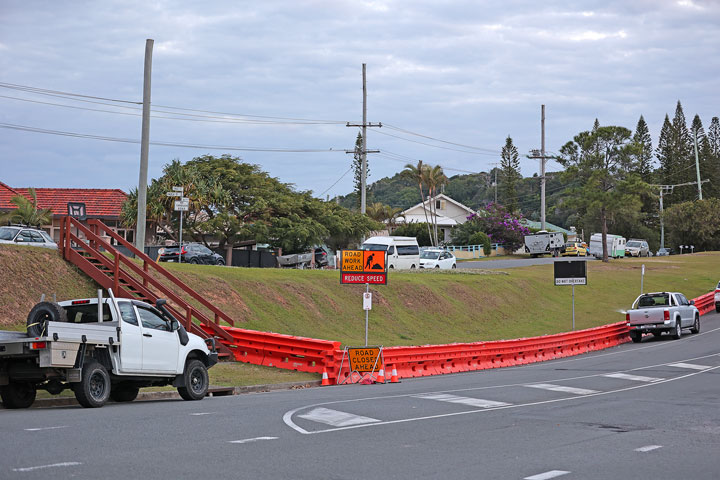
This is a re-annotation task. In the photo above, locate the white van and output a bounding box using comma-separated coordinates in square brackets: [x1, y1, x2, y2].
[589, 233, 626, 259]
[362, 236, 420, 269]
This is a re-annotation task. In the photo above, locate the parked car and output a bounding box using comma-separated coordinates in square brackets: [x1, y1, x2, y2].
[314, 247, 329, 267]
[419, 249, 457, 269]
[656, 247, 672, 256]
[625, 239, 650, 257]
[714, 281, 720, 313]
[0, 225, 57, 249]
[561, 242, 587, 257]
[158, 243, 225, 265]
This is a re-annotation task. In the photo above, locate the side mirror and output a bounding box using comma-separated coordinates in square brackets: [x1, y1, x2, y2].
[15, 237, 23, 242]
[170, 319, 179, 331]
[156, 298, 167, 308]
[690, 300, 695, 305]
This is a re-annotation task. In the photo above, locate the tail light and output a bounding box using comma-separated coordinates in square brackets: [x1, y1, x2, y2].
[664, 309, 670, 321]
[181, 247, 187, 255]
[626, 313, 630, 322]
[72, 300, 91, 305]
[30, 341, 47, 349]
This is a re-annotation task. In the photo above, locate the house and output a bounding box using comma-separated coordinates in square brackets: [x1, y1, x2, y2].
[0, 181, 129, 243]
[395, 194, 476, 243]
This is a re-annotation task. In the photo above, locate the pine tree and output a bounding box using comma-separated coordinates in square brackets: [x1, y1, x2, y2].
[690, 114, 718, 199]
[500, 136, 521, 212]
[708, 116, 720, 157]
[656, 114, 673, 182]
[670, 101, 694, 202]
[352, 132, 365, 210]
[633, 115, 653, 177]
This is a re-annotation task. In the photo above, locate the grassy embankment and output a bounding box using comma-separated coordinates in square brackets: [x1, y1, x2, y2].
[2, 244, 718, 390]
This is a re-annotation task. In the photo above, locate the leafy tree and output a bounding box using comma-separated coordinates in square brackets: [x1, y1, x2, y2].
[391, 221, 432, 246]
[453, 204, 528, 251]
[0, 188, 52, 226]
[366, 202, 402, 226]
[468, 231, 492, 256]
[500, 136, 521, 212]
[664, 198, 720, 252]
[401, 161, 433, 244]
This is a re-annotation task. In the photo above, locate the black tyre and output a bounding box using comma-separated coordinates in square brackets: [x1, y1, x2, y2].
[629, 331, 642, 343]
[110, 385, 139, 403]
[178, 359, 208, 401]
[451, 264, 457, 269]
[716, 305, 720, 313]
[410, 265, 416, 269]
[74, 360, 111, 408]
[26, 301, 67, 337]
[690, 314, 700, 334]
[434, 265, 440, 269]
[189, 257, 199, 264]
[216, 259, 225, 266]
[652, 332, 663, 338]
[672, 320, 682, 340]
[0, 382, 37, 409]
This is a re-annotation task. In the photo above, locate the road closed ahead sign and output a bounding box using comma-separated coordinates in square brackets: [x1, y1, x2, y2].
[348, 347, 383, 373]
[340, 249, 387, 284]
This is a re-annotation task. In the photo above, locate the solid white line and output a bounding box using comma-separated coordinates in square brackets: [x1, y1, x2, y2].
[635, 445, 662, 452]
[298, 407, 380, 427]
[668, 362, 710, 371]
[602, 373, 661, 383]
[228, 436, 278, 444]
[23, 426, 68, 432]
[525, 383, 598, 395]
[524, 470, 570, 480]
[13, 462, 82, 472]
[190, 412, 215, 416]
[414, 393, 511, 408]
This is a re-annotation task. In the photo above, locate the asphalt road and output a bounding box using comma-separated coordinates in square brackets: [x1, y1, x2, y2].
[2, 313, 719, 479]
[459, 255, 598, 270]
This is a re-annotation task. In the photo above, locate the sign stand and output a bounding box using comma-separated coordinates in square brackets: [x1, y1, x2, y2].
[168, 187, 187, 263]
[554, 260, 587, 331]
[340, 249, 387, 347]
[336, 346, 384, 385]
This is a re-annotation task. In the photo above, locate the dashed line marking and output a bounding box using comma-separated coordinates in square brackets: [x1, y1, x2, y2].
[413, 393, 511, 408]
[190, 412, 215, 416]
[298, 407, 380, 427]
[525, 383, 598, 395]
[12, 462, 82, 472]
[635, 445, 662, 452]
[668, 362, 710, 371]
[524, 470, 570, 480]
[228, 436, 278, 444]
[602, 373, 662, 383]
[23, 426, 68, 432]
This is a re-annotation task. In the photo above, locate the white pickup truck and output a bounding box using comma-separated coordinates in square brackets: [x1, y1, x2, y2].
[626, 291, 700, 343]
[0, 291, 218, 409]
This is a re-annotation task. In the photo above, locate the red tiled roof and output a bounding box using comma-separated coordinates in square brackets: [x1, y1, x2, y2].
[1, 184, 127, 218]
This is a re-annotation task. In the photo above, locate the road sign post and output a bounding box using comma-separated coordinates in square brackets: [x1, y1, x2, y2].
[340, 249, 387, 345]
[169, 187, 187, 263]
[554, 260, 587, 330]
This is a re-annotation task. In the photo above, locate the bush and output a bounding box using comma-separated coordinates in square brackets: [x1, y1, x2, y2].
[391, 222, 432, 246]
[468, 232, 492, 256]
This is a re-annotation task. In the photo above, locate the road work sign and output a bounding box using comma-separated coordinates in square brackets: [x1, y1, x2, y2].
[340, 249, 387, 284]
[347, 347, 383, 373]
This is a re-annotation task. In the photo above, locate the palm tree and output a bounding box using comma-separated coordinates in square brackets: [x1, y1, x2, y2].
[401, 161, 433, 244]
[425, 165, 447, 246]
[0, 188, 52, 226]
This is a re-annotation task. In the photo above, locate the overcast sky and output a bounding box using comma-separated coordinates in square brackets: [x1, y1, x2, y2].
[1, 1, 719, 199]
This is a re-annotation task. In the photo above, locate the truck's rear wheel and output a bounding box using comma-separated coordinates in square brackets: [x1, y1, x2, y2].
[26, 302, 68, 338]
[0, 382, 37, 409]
[629, 331, 642, 343]
[74, 360, 111, 408]
[690, 314, 700, 334]
[110, 385, 139, 403]
[178, 359, 208, 401]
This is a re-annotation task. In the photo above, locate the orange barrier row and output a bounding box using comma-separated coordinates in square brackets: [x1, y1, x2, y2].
[693, 292, 714, 315]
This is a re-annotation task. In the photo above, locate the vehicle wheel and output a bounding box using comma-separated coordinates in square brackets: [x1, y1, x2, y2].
[178, 359, 208, 401]
[189, 258, 199, 264]
[110, 385, 139, 403]
[216, 259, 225, 266]
[434, 265, 440, 269]
[690, 314, 700, 334]
[451, 264, 457, 269]
[652, 332, 663, 338]
[74, 360, 111, 408]
[389, 265, 394, 269]
[0, 382, 37, 409]
[410, 265, 416, 269]
[629, 331, 642, 343]
[26, 301, 67, 338]
[672, 320, 682, 340]
[716, 305, 720, 313]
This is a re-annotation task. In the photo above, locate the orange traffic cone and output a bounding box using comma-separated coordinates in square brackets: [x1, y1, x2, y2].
[390, 367, 399, 383]
[321, 369, 331, 386]
[376, 368, 385, 383]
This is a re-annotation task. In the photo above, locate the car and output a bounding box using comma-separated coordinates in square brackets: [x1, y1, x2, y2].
[625, 239, 650, 257]
[656, 247, 672, 256]
[314, 247, 329, 267]
[419, 249, 457, 269]
[0, 225, 57, 249]
[158, 243, 225, 265]
[714, 281, 720, 313]
[561, 242, 587, 257]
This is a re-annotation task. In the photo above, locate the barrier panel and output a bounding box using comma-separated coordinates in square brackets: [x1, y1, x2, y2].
[693, 292, 714, 315]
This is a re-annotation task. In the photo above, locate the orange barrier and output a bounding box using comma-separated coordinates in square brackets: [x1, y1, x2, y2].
[693, 292, 714, 315]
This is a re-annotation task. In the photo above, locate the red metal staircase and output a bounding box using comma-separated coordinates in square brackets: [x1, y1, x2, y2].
[59, 216, 235, 357]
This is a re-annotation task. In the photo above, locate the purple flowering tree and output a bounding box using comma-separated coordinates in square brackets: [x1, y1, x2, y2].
[474, 203, 529, 251]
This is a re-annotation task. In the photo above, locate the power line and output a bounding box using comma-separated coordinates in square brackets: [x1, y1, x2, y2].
[375, 129, 499, 156]
[383, 124, 499, 153]
[319, 167, 353, 197]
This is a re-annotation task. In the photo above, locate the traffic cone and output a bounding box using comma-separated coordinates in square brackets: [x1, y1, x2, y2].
[321, 369, 331, 386]
[376, 368, 385, 383]
[390, 367, 399, 383]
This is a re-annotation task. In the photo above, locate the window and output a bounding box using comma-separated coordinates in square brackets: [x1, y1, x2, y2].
[64, 303, 112, 323]
[19, 230, 35, 242]
[0, 227, 18, 241]
[137, 307, 169, 331]
[119, 302, 138, 326]
[29, 231, 45, 242]
[39, 231, 54, 243]
[397, 245, 419, 256]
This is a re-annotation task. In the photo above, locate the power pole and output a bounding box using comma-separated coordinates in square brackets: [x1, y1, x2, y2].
[346, 63, 381, 214]
[654, 179, 709, 249]
[135, 38, 153, 251]
[527, 105, 547, 230]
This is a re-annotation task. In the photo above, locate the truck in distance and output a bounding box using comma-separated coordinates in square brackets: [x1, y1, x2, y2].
[625, 291, 700, 343]
[523, 231, 565, 258]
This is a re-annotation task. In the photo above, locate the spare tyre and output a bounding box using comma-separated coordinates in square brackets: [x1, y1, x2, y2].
[26, 302, 68, 338]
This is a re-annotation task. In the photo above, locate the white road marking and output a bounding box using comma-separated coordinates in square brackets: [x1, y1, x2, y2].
[23, 426, 68, 432]
[668, 362, 710, 371]
[525, 383, 598, 395]
[190, 412, 215, 416]
[413, 393, 511, 408]
[524, 470, 570, 480]
[298, 407, 380, 427]
[12, 462, 82, 472]
[635, 445, 662, 452]
[228, 436, 278, 444]
[602, 373, 661, 383]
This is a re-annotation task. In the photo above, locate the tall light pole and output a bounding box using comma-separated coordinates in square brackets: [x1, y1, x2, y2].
[135, 39, 153, 251]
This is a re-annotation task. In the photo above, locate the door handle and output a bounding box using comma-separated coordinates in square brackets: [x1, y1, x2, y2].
[143, 333, 152, 338]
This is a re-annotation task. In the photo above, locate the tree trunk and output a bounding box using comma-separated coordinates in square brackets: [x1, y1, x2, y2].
[419, 183, 433, 245]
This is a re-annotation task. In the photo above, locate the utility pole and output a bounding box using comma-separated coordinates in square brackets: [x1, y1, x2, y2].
[527, 105, 547, 230]
[135, 39, 153, 251]
[654, 180, 709, 249]
[490, 162, 499, 203]
[346, 64, 381, 214]
[693, 129, 703, 200]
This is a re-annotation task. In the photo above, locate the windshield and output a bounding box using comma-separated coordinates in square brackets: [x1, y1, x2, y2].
[0, 227, 19, 240]
[362, 244, 388, 251]
[420, 251, 441, 260]
[626, 241, 641, 247]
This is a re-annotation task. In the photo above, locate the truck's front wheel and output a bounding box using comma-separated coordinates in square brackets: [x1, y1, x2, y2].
[0, 382, 37, 409]
[178, 359, 208, 401]
[74, 360, 111, 408]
